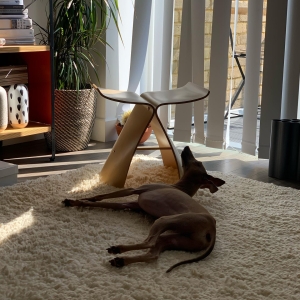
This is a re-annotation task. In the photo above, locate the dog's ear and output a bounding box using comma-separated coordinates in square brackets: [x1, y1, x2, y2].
[199, 179, 219, 193]
[199, 175, 225, 193]
[206, 175, 225, 187]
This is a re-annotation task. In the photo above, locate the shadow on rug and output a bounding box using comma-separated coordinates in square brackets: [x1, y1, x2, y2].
[0, 155, 299, 300]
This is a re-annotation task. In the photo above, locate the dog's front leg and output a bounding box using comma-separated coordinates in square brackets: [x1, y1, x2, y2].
[64, 188, 137, 203]
[63, 199, 142, 212]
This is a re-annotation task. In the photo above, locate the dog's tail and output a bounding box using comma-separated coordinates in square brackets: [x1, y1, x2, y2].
[166, 231, 216, 273]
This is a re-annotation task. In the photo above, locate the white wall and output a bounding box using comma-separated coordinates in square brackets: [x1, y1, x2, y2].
[26, 0, 48, 38]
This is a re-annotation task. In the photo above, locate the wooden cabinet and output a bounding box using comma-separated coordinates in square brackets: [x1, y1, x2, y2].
[0, 45, 53, 142]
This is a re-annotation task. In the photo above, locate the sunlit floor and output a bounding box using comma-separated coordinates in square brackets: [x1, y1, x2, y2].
[1, 131, 300, 190]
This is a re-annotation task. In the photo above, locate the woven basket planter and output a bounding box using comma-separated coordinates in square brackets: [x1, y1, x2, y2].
[45, 88, 96, 152]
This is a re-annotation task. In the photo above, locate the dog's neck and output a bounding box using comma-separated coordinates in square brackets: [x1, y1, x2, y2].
[172, 176, 200, 197]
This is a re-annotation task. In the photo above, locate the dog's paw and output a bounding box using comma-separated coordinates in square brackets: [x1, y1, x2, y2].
[62, 199, 73, 207]
[62, 199, 81, 207]
[109, 257, 124, 268]
[107, 246, 121, 254]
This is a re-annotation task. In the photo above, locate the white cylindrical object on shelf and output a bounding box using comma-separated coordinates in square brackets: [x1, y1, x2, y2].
[8, 84, 29, 129]
[0, 86, 8, 132]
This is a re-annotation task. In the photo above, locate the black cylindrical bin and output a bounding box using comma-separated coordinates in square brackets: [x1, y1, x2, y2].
[288, 120, 300, 180]
[269, 119, 292, 179]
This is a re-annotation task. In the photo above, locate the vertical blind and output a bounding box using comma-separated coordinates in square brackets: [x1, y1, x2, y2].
[173, 0, 193, 142]
[241, 0, 264, 156]
[191, 0, 206, 145]
[259, 0, 300, 158]
[280, 0, 300, 119]
[102, 0, 300, 157]
[205, 0, 232, 149]
[172, 0, 300, 158]
[258, 0, 288, 158]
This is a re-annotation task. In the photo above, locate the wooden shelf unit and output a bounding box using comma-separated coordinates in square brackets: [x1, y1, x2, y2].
[0, 45, 53, 144]
[0, 45, 50, 54]
[0, 121, 51, 141]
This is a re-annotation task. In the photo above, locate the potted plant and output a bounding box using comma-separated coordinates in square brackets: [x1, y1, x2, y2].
[116, 109, 152, 144]
[39, 0, 120, 151]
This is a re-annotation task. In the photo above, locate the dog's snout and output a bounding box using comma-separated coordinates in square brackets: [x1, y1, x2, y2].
[181, 146, 193, 158]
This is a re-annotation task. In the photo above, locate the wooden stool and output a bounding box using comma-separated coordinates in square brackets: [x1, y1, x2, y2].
[94, 82, 209, 187]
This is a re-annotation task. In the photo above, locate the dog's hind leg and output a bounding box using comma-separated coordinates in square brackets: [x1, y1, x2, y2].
[107, 215, 186, 255]
[108, 213, 214, 255]
[109, 232, 213, 270]
[63, 199, 142, 212]
[108, 236, 168, 268]
[108, 234, 190, 268]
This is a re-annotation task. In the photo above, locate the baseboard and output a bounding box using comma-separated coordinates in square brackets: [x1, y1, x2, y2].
[91, 118, 118, 142]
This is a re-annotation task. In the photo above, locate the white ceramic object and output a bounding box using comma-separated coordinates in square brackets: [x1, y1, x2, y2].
[8, 84, 29, 129]
[0, 86, 8, 132]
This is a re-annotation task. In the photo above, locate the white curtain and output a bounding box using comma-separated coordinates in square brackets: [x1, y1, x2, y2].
[115, 0, 174, 124]
[141, 0, 174, 129]
[159, 0, 175, 129]
[127, 0, 153, 93]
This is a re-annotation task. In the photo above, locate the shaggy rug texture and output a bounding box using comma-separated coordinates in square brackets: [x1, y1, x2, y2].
[0, 155, 299, 300]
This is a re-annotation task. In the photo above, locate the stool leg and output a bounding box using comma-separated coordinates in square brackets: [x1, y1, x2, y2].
[100, 104, 154, 188]
[151, 114, 183, 178]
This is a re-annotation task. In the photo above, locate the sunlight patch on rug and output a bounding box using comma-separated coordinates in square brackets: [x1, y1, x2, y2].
[0, 208, 34, 244]
[0, 155, 299, 300]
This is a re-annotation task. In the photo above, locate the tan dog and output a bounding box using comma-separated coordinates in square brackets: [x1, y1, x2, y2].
[63, 146, 225, 272]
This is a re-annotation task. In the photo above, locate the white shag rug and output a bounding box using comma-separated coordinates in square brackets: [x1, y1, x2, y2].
[0, 155, 299, 300]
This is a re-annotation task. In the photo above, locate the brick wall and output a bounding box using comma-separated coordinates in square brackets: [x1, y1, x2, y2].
[172, 0, 267, 114]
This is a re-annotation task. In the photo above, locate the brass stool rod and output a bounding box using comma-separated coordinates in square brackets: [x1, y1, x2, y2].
[136, 146, 172, 151]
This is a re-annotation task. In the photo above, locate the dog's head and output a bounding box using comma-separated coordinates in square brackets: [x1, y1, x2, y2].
[181, 146, 225, 194]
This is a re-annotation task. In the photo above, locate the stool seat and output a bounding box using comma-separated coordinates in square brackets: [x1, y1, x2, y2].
[94, 82, 209, 187]
[96, 82, 209, 107]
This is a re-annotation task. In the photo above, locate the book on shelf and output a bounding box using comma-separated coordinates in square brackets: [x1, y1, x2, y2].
[0, 4, 23, 8]
[0, 13, 27, 18]
[4, 37, 35, 44]
[0, 18, 32, 28]
[0, 28, 34, 38]
[0, 7, 27, 14]
[0, 0, 23, 4]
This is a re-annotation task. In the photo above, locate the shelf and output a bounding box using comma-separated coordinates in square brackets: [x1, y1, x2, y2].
[0, 121, 51, 141]
[0, 45, 49, 54]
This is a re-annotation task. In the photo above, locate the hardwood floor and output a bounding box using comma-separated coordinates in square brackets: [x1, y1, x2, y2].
[1, 135, 300, 189]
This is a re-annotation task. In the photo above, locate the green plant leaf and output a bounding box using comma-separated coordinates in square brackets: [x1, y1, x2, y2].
[38, 0, 120, 90]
